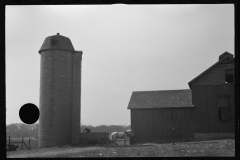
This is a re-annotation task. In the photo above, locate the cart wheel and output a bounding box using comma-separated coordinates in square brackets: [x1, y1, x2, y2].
[101, 138, 111, 145]
[89, 139, 96, 145]
[98, 138, 107, 145]
[79, 138, 88, 145]
[106, 139, 112, 145]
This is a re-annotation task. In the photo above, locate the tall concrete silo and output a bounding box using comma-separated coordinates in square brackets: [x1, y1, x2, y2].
[38, 33, 82, 147]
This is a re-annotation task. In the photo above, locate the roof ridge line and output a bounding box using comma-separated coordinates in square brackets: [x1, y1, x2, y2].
[132, 89, 191, 93]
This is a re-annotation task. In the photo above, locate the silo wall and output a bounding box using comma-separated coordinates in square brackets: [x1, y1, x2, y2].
[38, 50, 81, 147]
[71, 51, 82, 144]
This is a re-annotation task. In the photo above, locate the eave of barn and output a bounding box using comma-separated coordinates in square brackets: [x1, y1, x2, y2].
[129, 105, 194, 109]
[128, 89, 193, 109]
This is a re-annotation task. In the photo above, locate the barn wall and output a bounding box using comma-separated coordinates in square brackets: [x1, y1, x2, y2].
[131, 108, 194, 144]
[192, 84, 235, 133]
[191, 63, 234, 87]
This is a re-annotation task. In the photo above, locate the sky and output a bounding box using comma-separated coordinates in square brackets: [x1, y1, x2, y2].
[6, 4, 234, 126]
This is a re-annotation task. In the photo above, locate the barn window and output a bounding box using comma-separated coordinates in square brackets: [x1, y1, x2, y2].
[51, 39, 58, 46]
[225, 69, 233, 83]
[218, 108, 231, 122]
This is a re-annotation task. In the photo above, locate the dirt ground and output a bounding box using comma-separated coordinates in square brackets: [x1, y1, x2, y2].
[7, 139, 235, 157]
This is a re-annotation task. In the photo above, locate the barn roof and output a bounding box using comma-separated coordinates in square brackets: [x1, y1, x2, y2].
[188, 51, 234, 88]
[127, 89, 193, 109]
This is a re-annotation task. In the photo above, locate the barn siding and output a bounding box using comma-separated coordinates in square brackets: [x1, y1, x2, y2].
[192, 84, 235, 133]
[191, 63, 234, 87]
[131, 108, 194, 144]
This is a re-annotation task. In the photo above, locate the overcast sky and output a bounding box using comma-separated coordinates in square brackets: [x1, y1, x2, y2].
[6, 4, 234, 126]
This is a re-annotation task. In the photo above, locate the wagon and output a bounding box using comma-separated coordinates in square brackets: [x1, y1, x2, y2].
[79, 132, 111, 145]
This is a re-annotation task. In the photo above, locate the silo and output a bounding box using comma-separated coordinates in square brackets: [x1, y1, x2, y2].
[38, 33, 82, 147]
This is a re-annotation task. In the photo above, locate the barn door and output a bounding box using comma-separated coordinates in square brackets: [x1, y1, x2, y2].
[172, 109, 194, 142]
[218, 95, 231, 122]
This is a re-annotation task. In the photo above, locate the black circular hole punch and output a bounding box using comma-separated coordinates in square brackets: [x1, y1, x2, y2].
[19, 103, 40, 124]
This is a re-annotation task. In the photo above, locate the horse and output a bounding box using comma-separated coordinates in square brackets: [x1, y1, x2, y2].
[110, 129, 134, 146]
[82, 128, 91, 133]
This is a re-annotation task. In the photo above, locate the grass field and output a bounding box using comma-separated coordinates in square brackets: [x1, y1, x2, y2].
[7, 139, 235, 157]
[194, 133, 235, 141]
[7, 133, 234, 151]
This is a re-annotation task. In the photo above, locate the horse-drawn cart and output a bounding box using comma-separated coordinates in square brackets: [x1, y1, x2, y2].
[79, 132, 111, 145]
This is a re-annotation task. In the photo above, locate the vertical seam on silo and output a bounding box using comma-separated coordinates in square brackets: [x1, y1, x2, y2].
[71, 52, 73, 143]
[51, 51, 55, 127]
[49, 51, 52, 127]
[50, 51, 54, 127]
[80, 53, 82, 135]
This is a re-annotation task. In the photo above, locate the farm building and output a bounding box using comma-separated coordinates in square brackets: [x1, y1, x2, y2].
[38, 33, 82, 147]
[127, 51, 235, 144]
[127, 89, 194, 144]
[188, 51, 235, 133]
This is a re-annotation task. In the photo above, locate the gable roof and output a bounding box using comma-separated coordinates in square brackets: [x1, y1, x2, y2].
[188, 52, 234, 88]
[219, 51, 234, 61]
[127, 89, 193, 109]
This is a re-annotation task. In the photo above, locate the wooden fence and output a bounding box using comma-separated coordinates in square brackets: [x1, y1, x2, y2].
[6, 136, 32, 150]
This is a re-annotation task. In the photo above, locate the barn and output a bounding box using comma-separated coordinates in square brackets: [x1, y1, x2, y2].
[188, 51, 235, 133]
[127, 89, 194, 144]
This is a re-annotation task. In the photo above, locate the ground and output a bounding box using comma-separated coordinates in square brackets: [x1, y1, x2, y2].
[7, 139, 235, 157]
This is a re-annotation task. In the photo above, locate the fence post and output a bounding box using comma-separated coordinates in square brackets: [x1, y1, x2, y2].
[29, 138, 31, 149]
[21, 137, 23, 150]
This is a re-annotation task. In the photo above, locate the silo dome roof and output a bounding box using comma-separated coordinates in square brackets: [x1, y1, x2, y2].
[39, 33, 75, 53]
